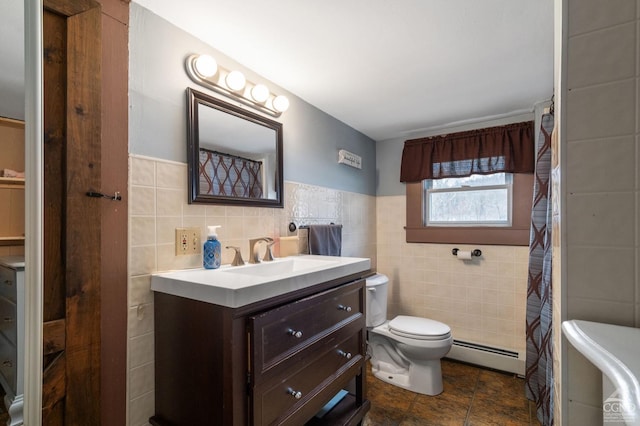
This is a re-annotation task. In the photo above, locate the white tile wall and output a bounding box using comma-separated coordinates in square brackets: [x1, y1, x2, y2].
[376, 195, 529, 353]
[567, 23, 636, 88]
[563, 0, 639, 421]
[127, 154, 377, 425]
[566, 136, 636, 193]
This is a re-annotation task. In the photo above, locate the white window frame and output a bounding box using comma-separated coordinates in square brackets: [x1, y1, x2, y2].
[423, 173, 513, 227]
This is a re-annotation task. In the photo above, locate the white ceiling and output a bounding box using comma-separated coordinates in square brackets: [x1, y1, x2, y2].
[134, 0, 554, 141]
[0, 2, 554, 141]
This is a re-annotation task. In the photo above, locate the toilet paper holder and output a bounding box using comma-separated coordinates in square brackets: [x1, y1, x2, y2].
[451, 248, 482, 257]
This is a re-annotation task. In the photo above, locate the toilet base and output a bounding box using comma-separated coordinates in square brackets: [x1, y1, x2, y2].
[371, 357, 444, 396]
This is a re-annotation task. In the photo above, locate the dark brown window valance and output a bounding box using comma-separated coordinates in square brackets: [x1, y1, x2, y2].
[400, 121, 535, 182]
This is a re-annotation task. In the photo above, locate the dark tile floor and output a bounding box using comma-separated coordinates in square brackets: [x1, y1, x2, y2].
[0, 360, 539, 426]
[363, 358, 542, 426]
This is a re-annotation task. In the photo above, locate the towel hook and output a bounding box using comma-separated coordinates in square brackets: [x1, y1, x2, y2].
[86, 190, 122, 201]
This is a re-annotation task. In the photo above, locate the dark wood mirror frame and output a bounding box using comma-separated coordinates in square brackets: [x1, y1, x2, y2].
[187, 87, 284, 207]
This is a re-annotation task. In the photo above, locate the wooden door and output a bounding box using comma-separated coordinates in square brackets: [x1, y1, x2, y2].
[42, 1, 102, 424]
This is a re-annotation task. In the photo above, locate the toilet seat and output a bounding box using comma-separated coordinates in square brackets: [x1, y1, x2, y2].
[388, 315, 451, 341]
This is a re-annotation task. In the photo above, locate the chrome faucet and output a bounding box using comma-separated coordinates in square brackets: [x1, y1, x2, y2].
[249, 237, 274, 264]
[225, 246, 245, 266]
[263, 239, 275, 262]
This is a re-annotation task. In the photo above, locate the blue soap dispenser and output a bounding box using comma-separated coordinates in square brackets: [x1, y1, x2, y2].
[203, 225, 222, 269]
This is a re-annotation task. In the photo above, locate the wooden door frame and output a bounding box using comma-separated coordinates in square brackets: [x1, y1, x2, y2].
[31, 0, 129, 425]
[42, 1, 103, 424]
[25, 0, 128, 424]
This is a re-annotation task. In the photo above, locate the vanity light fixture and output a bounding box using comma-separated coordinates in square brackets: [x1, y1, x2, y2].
[225, 70, 246, 92]
[193, 54, 217, 77]
[186, 53, 290, 117]
[272, 95, 290, 113]
[251, 84, 270, 103]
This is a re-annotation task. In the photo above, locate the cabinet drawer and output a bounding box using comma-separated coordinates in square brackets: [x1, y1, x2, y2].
[0, 266, 16, 302]
[250, 279, 364, 377]
[0, 331, 16, 393]
[253, 331, 362, 426]
[0, 295, 16, 344]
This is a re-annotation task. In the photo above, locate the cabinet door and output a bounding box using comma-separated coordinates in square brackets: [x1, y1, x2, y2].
[249, 279, 364, 382]
[0, 295, 17, 343]
[249, 279, 367, 426]
[252, 331, 363, 426]
[0, 266, 16, 302]
[0, 330, 16, 393]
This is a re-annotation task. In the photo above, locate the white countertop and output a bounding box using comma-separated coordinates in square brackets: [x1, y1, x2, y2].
[562, 320, 640, 425]
[151, 255, 371, 308]
[0, 255, 25, 269]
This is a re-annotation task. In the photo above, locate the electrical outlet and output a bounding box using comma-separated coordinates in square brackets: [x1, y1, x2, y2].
[175, 227, 201, 256]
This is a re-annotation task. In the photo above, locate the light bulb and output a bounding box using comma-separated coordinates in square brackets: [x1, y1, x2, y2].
[251, 84, 270, 103]
[194, 55, 217, 77]
[225, 71, 246, 91]
[272, 95, 290, 113]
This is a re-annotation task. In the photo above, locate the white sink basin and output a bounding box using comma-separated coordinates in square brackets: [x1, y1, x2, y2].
[562, 320, 640, 425]
[151, 255, 370, 308]
[226, 256, 340, 277]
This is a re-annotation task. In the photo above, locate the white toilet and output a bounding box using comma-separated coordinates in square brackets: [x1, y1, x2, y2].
[366, 273, 453, 396]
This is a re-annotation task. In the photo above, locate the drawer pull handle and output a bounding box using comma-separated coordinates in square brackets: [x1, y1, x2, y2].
[3, 280, 12, 286]
[2, 360, 12, 368]
[288, 329, 303, 339]
[338, 304, 352, 312]
[3, 317, 14, 323]
[337, 350, 352, 359]
[287, 388, 303, 400]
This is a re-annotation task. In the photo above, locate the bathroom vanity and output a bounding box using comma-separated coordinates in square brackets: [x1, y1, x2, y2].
[150, 256, 371, 426]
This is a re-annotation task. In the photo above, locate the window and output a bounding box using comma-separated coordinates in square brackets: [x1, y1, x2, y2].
[405, 173, 532, 245]
[425, 173, 512, 226]
[400, 121, 535, 246]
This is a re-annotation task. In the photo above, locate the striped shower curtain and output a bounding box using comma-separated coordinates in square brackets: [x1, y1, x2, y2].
[525, 112, 554, 426]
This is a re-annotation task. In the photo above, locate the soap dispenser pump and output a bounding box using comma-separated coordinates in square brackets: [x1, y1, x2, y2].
[203, 225, 222, 269]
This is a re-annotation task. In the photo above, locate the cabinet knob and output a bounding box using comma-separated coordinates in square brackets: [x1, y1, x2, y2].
[338, 304, 352, 312]
[287, 329, 303, 339]
[337, 350, 352, 359]
[287, 388, 303, 399]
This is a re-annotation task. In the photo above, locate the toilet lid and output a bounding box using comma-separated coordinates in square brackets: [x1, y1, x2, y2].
[365, 273, 388, 287]
[388, 315, 451, 341]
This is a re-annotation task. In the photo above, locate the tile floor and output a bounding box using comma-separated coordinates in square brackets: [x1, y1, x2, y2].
[363, 359, 541, 426]
[0, 359, 539, 426]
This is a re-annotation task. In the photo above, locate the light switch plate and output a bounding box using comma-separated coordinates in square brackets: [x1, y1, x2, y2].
[175, 227, 201, 256]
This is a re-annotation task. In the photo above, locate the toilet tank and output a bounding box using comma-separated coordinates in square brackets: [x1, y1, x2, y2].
[365, 274, 388, 328]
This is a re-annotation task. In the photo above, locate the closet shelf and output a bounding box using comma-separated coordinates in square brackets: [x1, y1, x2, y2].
[0, 177, 25, 188]
[0, 236, 25, 246]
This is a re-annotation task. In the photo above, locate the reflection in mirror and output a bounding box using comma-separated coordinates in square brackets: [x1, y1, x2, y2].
[187, 88, 283, 207]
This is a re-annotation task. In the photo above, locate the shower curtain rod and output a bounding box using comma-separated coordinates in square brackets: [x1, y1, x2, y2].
[400, 99, 552, 138]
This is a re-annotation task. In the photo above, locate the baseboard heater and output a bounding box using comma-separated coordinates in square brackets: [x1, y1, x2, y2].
[447, 339, 525, 377]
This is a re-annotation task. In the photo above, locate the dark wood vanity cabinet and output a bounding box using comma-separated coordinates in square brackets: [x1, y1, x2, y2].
[150, 272, 370, 426]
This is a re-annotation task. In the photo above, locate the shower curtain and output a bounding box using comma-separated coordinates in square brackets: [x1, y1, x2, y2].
[525, 112, 554, 426]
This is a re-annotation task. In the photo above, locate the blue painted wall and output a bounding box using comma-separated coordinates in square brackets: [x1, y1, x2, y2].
[129, 3, 376, 196]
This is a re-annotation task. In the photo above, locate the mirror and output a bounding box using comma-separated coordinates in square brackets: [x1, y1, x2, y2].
[187, 87, 283, 207]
